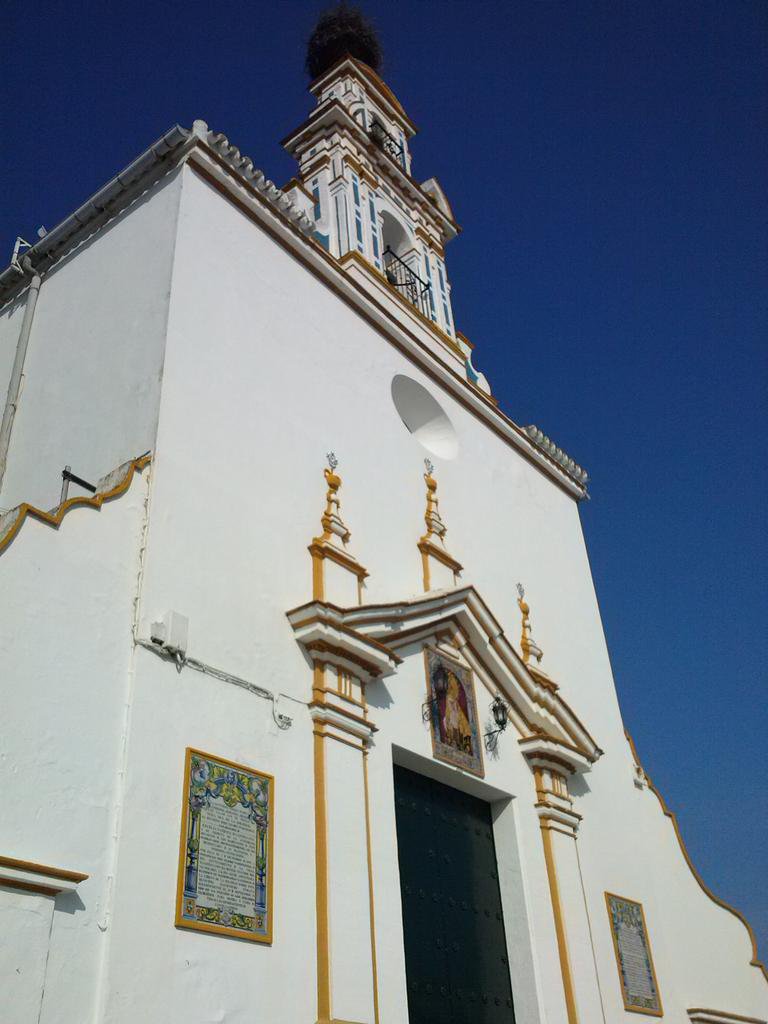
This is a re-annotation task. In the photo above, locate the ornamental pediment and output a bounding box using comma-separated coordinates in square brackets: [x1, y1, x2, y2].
[287, 584, 601, 773]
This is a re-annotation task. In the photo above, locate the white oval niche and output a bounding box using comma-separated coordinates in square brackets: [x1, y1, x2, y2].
[390, 374, 459, 460]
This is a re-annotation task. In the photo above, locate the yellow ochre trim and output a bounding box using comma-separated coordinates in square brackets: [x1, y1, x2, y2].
[309, 700, 377, 732]
[417, 538, 462, 575]
[363, 751, 381, 1024]
[0, 854, 89, 896]
[414, 224, 445, 258]
[314, 727, 333, 1023]
[338, 250, 465, 360]
[541, 826, 579, 1024]
[301, 154, 332, 179]
[344, 154, 379, 190]
[604, 891, 663, 1017]
[688, 1010, 767, 1024]
[309, 460, 369, 604]
[281, 176, 314, 202]
[0, 453, 151, 556]
[313, 683, 366, 712]
[0, 855, 88, 883]
[420, 547, 431, 592]
[314, 723, 366, 754]
[312, 549, 326, 601]
[624, 729, 768, 983]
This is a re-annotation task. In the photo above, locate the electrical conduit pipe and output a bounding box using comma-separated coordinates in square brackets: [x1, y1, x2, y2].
[0, 257, 42, 494]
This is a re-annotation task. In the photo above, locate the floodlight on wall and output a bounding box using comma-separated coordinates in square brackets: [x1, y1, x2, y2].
[484, 693, 510, 752]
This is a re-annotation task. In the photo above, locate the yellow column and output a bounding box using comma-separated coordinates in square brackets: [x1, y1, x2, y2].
[313, 720, 332, 1023]
[540, 823, 579, 1024]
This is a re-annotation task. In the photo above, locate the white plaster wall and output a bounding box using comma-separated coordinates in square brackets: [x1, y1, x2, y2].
[3, 156, 765, 1024]
[100, 648, 316, 1024]
[126, 163, 764, 1022]
[0, 466, 149, 1024]
[325, 737, 376, 1022]
[0, 889, 55, 1023]
[0, 169, 183, 513]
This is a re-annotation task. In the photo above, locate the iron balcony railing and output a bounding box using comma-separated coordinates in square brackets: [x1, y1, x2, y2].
[370, 119, 406, 170]
[383, 247, 432, 319]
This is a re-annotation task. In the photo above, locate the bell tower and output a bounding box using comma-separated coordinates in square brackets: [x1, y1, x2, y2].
[283, 5, 469, 360]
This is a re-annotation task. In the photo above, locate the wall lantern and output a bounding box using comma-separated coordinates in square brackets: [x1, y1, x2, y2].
[484, 693, 510, 752]
[422, 662, 449, 723]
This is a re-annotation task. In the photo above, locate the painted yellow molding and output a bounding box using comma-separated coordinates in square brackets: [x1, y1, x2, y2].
[339, 249, 465, 360]
[0, 854, 88, 896]
[516, 582, 547, 668]
[312, 693, 379, 1022]
[288, 586, 601, 760]
[417, 464, 462, 591]
[309, 459, 368, 603]
[314, 724, 332, 1023]
[343, 154, 378, 190]
[301, 153, 332, 179]
[541, 826, 579, 1024]
[688, 1010, 767, 1024]
[0, 855, 88, 883]
[415, 224, 445, 259]
[625, 729, 768, 984]
[0, 453, 151, 556]
[362, 751, 381, 1024]
[281, 176, 315, 202]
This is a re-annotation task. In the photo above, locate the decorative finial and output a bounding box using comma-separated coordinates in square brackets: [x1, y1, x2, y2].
[421, 463, 446, 543]
[417, 463, 463, 591]
[319, 456, 350, 547]
[309, 453, 369, 603]
[516, 582, 543, 666]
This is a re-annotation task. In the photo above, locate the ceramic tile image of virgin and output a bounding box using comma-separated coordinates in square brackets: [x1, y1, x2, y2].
[424, 647, 484, 777]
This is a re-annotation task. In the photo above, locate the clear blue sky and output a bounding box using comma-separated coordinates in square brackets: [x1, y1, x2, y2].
[3, 0, 766, 961]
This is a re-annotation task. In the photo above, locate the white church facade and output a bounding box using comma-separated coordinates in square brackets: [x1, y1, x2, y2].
[1, 16, 766, 1024]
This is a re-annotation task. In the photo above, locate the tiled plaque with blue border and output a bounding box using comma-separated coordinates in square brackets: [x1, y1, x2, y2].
[176, 748, 274, 943]
[605, 892, 662, 1016]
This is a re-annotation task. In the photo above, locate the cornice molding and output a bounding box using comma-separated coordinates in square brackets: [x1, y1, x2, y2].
[339, 250, 465, 361]
[308, 55, 418, 136]
[0, 854, 88, 896]
[291, 586, 602, 764]
[0, 453, 151, 556]
[288, 602, 401, 683]
[688, 1011, 767, 1024]
[309, 702, 377, 744]
[283, 100, 459, 238]
[520, 736, 595, 776]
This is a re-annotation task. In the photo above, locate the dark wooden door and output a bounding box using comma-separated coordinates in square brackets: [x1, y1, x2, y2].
[393, 764, 516, 1024]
